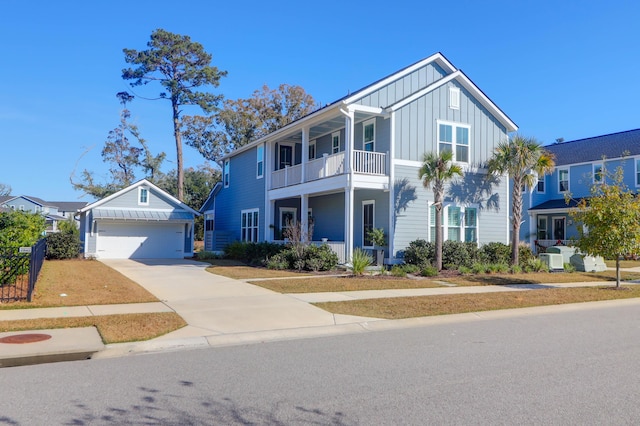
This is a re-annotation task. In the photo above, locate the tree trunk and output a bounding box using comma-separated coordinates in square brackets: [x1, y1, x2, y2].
[434, 186, 443, 272]
[511, 178, 523, 266]
[616, 256, 621, 288]
[172, 98, 184, 201]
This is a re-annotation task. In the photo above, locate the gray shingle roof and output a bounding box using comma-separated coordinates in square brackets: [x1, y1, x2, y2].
[545, 128, 640, 166]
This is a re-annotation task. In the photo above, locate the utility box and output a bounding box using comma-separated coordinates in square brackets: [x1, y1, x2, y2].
[539, 253, 564, 272]
[545, 246, 576, 264]
[570, 253, 607, 272]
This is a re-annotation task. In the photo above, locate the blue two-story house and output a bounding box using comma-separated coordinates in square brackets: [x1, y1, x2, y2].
[202, 53, 518, 264]
[522, 128, 640, 252]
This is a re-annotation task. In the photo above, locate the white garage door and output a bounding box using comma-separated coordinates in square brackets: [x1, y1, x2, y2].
[97, 222, 184, 259]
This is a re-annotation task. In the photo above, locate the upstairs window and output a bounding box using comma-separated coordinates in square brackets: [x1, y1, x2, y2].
[449, 87, 460, 110]
[224, 159, 230, 188]
[438, 122, 470, 163]
[363, 119, 375, 152]
[332, 132, 340, 154]
[537, 175, 545, 193]
[558, 169, 569, 192]
[138, 187, 149, 205]
[593, 163, 603, 183]
[256, 145, 264, 179]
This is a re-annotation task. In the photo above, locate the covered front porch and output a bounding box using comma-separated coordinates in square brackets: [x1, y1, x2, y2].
[528, 198, 582, 253]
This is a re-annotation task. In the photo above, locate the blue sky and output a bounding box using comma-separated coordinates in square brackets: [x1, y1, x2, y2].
[2, 0, 639, 201]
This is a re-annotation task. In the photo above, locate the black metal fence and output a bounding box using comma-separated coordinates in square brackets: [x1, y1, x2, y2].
[0, 239, 46, 302]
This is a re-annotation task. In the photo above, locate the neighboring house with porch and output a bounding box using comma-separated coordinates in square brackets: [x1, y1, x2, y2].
[0, 195, 87, 233]
[202, 52, 518, 263]
[522, 128, 640, 252]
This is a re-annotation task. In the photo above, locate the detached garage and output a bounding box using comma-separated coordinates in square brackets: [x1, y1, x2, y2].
[78, 179, 199, 259]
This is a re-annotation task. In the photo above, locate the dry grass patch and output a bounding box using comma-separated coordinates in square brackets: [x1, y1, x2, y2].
[0, 312, 186, 344]
[248, 276, 442, 293]
[204, 259, 313, 279]
[0, 259, 158, 309]
[441, 271, 640, 287]
[605, 259, 640, 268]
[315, 286, 640, 319]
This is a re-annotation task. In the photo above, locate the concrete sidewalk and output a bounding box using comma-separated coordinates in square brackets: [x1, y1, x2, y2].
[1, 258, 638, 366]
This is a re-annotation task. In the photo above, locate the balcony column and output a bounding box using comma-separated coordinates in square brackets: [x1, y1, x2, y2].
[301, 126, 309, 183]
[344, 110, 354, 174]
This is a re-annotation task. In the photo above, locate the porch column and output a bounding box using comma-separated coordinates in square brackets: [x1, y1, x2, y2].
[301, 193, 309, 242]
[301, 126, 309, 183]
[264, 142, 272, 241]
[265, 199, 274, 241]
[345, 184, 354, 263]
[344, 110, 355, 174]
[529, 211, 536, 251]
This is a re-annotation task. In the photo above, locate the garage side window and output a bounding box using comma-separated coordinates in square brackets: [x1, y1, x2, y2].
[138, 187, 149, 205]
[241, 209, 259, 242]
[205, 213, 214, 231]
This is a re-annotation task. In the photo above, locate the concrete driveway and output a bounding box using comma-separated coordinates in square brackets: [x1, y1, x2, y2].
[100, 259, 365, 340]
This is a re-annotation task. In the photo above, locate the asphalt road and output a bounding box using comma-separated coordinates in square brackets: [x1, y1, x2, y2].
[3, 302, 640, 425]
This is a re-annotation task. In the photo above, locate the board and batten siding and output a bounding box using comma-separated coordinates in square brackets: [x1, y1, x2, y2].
[392, 165, 509, 258]
[394, 82, 507, 165]
[100, 187, 178, 210]
[354, 63, 447, 108]
[214, 146, 266, 242]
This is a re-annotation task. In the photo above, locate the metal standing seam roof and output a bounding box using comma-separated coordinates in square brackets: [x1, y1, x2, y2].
[92, 209, 193, 221]
[529, 197, 584, 211]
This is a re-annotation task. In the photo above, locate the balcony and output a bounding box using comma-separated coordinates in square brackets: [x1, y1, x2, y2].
[270, 150, 386, 190]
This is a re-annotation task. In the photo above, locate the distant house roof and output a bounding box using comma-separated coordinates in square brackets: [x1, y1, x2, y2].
[49, 201, 88, 212]
[529, 197, 585, 211]
[545, 128, 640, 166]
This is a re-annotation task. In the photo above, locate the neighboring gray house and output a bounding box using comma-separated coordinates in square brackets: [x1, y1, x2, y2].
[202, 52, 518, 263]
[79, 179, 198, 259]
[522, 128, 640, 252]
[0, 195, 87, 233]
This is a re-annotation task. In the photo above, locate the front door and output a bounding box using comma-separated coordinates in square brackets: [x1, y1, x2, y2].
[553, 217, 565, 241]
[279, 145, 293, 169]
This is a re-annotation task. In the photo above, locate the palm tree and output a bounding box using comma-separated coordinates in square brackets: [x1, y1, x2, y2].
[487, 135, 555, 266]
[419, 150, 463, 271]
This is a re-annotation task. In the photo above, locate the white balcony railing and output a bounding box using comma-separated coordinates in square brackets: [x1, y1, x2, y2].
[353, 150, 386, 175]
[270, 150, 386, 189]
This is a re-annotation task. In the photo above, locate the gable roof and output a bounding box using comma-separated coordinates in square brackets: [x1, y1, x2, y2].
[3, 195, 53, 207]
[79, 179, 200, 215]
[545, 128, 640, 166]
[221, 52, 517, 161]
[200, 182, 222, 213]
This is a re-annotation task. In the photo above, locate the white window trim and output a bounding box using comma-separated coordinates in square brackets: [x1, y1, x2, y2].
[19, 205, 24, 211]
[309, 140, 316, 160]
[558, 168, 569, 193]
[449, 87, 460, 110]
[279, 207, 297, 229]
[537, 175, 545, 194]
[362, 200, 375, 248]
[278, 143, 295, 168]
[241, 208, 259, 242]
[636, 158, 640, 187]
[429, 203, 479, 244]
[331, 132, 340, 154]
[363, 119, 375, 152]
[537, 216, 548, 240]
[552, 216, 566, 241]
[256, 144, 264, 179]
[592, 163, 602, 184]
[436, 120, 471, 164]
[138, 187, 149, 206]
[224, 159, 230, 188]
